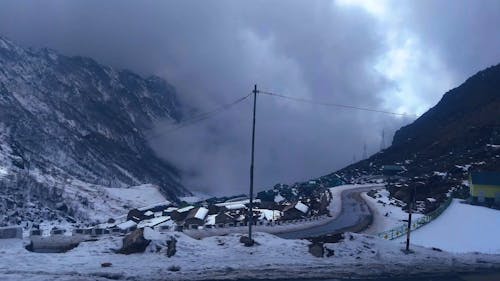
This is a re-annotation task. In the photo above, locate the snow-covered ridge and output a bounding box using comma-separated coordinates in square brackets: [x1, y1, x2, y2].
[0, 35, 189, 226]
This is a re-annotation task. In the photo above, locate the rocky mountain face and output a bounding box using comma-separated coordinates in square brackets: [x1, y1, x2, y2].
[330, 63, 500, 211]
[0, 36, 190, 225]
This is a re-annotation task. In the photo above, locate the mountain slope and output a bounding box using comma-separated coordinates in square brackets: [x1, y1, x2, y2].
[329, 63, 500, 209]
[0, 36, 190, 224]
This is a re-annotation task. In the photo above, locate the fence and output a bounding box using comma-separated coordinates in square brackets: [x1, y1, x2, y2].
[377, 197, 452, 240]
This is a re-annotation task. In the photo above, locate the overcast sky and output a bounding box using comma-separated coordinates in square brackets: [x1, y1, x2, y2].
[1, 0, 499, 195]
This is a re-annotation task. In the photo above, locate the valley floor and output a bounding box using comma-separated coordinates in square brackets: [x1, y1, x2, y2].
[0, 230, 499, 281]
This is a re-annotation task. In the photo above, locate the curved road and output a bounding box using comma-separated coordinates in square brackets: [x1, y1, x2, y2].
[276, 186, 379, 239]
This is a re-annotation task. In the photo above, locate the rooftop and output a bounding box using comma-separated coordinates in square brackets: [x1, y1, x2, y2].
[471, 172, 500, 186]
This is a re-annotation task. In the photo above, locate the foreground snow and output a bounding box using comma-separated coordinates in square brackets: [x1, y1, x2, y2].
[1, 230, 498, 281]
[396, 199, 500, 254]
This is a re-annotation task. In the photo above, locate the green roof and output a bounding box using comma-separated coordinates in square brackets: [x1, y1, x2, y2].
[471, 172, 500, 185]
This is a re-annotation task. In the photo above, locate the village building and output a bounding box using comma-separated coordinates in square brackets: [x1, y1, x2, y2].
[170, 205, 194, 222]
[207, 204, 221, 215]
[469, 171, 500, 205]
[255, 208, 281, 221]
[162, 206, 179, 216]
[214, 212, 236, 225]
[127, 208, 153, 223]
[116, 220, 137, 231]
[137, 216, 171, 229]
[184, 207, 209, 227]
[282, 201, 309, 220]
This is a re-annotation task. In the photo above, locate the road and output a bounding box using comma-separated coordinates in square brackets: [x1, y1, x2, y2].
[276, 186, 379, 239]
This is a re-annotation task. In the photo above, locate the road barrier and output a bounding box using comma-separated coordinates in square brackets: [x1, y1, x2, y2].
[377, 197, 452, 240]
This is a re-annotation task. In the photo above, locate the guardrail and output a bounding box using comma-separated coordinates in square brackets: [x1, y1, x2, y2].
[377, 197, 452, 240]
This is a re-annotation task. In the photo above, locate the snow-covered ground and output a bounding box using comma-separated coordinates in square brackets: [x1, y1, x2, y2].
[395, 199, 500, 254]
[104, 184, 169, 210]
[0, 229, 498, 281]
[361, 189, 424, 235]
[59, 180, 170, 225]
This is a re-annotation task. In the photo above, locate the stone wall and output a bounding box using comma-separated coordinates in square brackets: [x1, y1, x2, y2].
[0, 226, 22, 239]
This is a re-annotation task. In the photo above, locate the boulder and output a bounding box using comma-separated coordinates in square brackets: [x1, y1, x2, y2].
[118, 228, 151, 254]
[166, 237, 177, 258]
[308, 242, 324, 257]
[239, 235, 255, 247]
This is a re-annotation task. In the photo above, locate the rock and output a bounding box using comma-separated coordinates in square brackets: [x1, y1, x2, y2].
[118, 228, 151, 254]
[168, 265, 181, 272]
[167, 237, 177, 258]
[101, 262, 112, 267]
[55, 202, 68, 212]
[308, 233, 344, 244]
[325, 247, 335, 257]
[308, 242, 324, 257]
[239, 235, 255, 247]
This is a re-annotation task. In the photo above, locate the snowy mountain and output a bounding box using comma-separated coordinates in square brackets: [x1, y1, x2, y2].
[0, 36, 190, 225]
[329, 63, 500, 210]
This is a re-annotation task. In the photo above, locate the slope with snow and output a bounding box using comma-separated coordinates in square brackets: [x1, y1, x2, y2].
[396, 199, 500, 254]
[361, 188, 424, 235]
[0, 35, 189, 225]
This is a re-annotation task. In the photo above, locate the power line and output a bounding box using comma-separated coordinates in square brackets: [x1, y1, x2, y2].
[148, 92, 252, 139]
[258, 90, 414, 117]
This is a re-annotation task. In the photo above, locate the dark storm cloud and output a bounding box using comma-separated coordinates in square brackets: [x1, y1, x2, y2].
[405, 0, 500, 82]
[1, 1, 496, 195]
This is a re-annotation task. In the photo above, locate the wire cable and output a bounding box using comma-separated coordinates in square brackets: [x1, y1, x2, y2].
[258, 90, 414, 117]
[148, 92, 252, 139]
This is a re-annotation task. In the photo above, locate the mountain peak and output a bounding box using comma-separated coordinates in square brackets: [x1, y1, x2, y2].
[0, 36, 189, 224]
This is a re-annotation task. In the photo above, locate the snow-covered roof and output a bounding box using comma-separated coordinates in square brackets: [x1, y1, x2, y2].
[256, 209, 281, 221]
[137, 216, 171, 228]
[116, 220, 137, 230]
[215, 199, 260, 207]
[194, 207, 209, 220]
[294, 202, 309, 213]
[155, 219, 176, 228]
[205, 214, 217, 226]
[177, 206, 195, 213]
[274, 194, 285, 203]
[224, 203, 246, 210]
[164, 207, 178, 212]
[144, 211, 154, 217]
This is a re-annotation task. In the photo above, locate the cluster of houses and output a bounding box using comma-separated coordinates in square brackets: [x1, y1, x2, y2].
[100, 186, 333, 233]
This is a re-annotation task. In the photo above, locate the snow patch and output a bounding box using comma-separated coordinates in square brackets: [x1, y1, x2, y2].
[396, 199, 500, 254]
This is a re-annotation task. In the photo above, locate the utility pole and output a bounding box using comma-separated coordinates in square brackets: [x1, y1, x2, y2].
[405, 187, 416, 253]
[247, 84, 258, 246]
